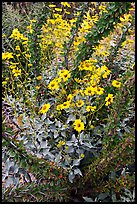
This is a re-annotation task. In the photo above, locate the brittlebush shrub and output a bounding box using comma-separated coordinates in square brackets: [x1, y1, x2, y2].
[2, 2, 135, 202]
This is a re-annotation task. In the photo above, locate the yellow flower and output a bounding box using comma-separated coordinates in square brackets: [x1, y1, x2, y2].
[2, 52, 13, 60]
[36, 86, 40, 90]
[57, 141, 66, 148]
[76, 100, 84, 107]
[105, 94, 114, 106]
[80, 154, 85, 158]
[73, 119, 84, 132]
[54, 8, 62, 12]
[86, 105, 96, 112]
[22, 40, 28, 45]
[61, 2, 71, 7]
[59, 70, 71, 82]
[54, 77, 61, 83]
[58, 69, 69, 76]
[15, 46, 20, 51]
[49, 4, 56, 8]
[72, 89, 79, 96]
[67, 94, 73, 102]
[84, 86, 95, 96]
[2, 81, 7, 85]
[28, 63, 32, 67]
[39, 103, 50, 114]
[48, 80, 59, 90]
[74, 78, 82, 83]
[12, 68, 21, 77]
[10, 28, 22, 40]
[56, 104, 63, 111]
[100, 65, 111, 78]
[120, 14, 132, 22]
[90, 125, 94, 129]
[95, 87, 104, 95]
[62, 101, 71, 109]
[25, 54, 31, 58]
[36, 75, 42, 80]
[112, 80, 121, 88]
[2, 34, 6, 38]
[30, 19, 36, 23]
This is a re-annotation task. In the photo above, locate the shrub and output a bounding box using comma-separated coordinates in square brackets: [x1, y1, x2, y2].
[2, 2, 135, 202]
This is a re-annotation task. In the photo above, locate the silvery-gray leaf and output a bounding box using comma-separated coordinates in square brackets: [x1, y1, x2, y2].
[64, 159, 70, 166]
[42, 149, 49, 156]
[61, 131, 66, 137]
[47, 152, 55, 160]
[71, 134, 76, 141]
[36, 123, 43, 131]
[5, 177, 14, 188]
[66, 141, 73, 146]
[54, 131, 58, 138]
[79, 132, 84, 140]
[72, 159, 81, 167]
[50, 125, 56, 131]
[41, 141, 48, 148]
[56, 120, 62, 128]
[45, 118, 54, 125]
[84, 142, 95, 148]
[55, 154, 62, 162]
[9, 165, 18, 173]
[68, 171, 75, 183]
[83, 197, 94, 202]
[97, 192, 109, 201]
[67, 114, 76, 123]
[67, 146, 74, 153]
[5, 158, 14, 170]
[74, 168, 83, 176]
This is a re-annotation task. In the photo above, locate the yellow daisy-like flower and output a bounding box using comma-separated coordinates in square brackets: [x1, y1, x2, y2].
[56, 104, 63, 111]
[30, 19, 36, 23]
[61, 2, 71, 7]
[2, 81, 7, 85]
[73, 119, 84, 132]
[61, 72, 71, 82]
[112, 80, 121, 88]
[36, 75, 42, 80]
[12, 68, 21, 77]
[48, 80, 59, 90]
[15, 46, 20, 51]
[49, 4, 56, 8]
[25, 54, 31, 59]
[84, 86, 95, 96]
[76, 100, 84, 107]
[95, 87, 104, 95]
[54, 8, 62, 12]
[10, 28, 22, 40]
[100, 65, 111, 78]
[74, 78, 82, 83]
[2, 52, 13, 61]
[36, 86, 40, 90]
[28, 63, 32, 67]
[39, 103, 50, 114]
[62, 101, 71, 109]
[102, 70, 111, 78]
[105, 94, 114, 106]
[72, 89, 79, 96]
[58, 70, 71, 82]
[57, 141, 66, 148]
[54, 77, 61, 83]
[67, 94, 73, 102]
[86, 105, 96, 112]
